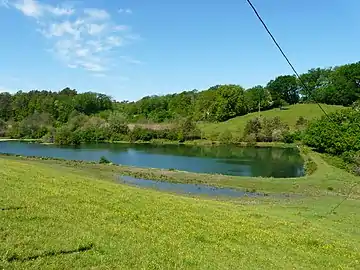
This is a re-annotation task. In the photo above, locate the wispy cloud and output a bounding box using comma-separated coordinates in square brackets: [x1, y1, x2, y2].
[0, 0, 9, 7]
[113, 24, 129, 31]
[83, 8, 109, 20]
[13, 0, 74, 18]
[118, 8, 132, 14]
[13, 0, 42, 17]
[120, 55, 143, 65]
[4, 1, 139, 74]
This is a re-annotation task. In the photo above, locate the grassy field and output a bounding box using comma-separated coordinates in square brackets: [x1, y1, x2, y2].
[200, 103, 344, 138]
[1, 152, 359, 269]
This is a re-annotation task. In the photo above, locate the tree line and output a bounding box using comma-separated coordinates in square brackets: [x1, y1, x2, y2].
[117, 61, 360, 123]
[1, 61, 359, 125]
[0, 88, 112, 123]
[0, 61, 359, 145]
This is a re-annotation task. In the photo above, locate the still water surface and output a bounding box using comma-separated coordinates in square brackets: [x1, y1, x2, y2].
[0, 141, 304, 178]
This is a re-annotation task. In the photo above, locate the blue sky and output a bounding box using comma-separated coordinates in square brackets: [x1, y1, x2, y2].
[0, 0, 359, 101]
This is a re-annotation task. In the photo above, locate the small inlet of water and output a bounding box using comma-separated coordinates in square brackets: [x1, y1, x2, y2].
[119, 175, 267, 198]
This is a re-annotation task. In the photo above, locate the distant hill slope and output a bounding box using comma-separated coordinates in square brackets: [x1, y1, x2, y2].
[200, 103, 344, 138]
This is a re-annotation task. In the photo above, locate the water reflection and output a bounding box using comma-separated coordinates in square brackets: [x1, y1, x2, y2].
[0, 141, 304, 177]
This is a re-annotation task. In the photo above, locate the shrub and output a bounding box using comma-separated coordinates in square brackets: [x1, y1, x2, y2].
[176, 117, 201, 141]
[110, 133, 129, 142]
[54, 126, 81, 145]
[99, 156, 111, 164]
[219, 130, 233, 144]
[303, 109, 360, 155]
[0, 118, 6, 137]
[353, 166, 360, 176]
[108, 112, 129, 136]
[272, 129, 284, 142]
[231, 133, 242, 144]
[244, 117, 261, 140]
[206, 132, 220, 142]
[283, 132, 295, 143]
[243, 116, 290, 143]
[42, 131, 55, 144]
[243, 133, 257, 146]
[129, 127, 156, 142]
[296, 116, 308, 130]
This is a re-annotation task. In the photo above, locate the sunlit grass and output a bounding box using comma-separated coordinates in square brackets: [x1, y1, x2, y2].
[0, 153, 359, 269]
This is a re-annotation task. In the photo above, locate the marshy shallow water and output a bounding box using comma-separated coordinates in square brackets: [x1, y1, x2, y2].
[119, 175, 267, 197]
[0, 141, 304, 177]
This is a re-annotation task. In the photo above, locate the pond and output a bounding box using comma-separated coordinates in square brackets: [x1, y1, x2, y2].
[119, 176, 266, 197]
[0, 141, 304, 178]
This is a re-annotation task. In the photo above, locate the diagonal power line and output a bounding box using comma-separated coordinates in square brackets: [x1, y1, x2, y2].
[245, 0, 330, 119]
[246, 0, 360, 214]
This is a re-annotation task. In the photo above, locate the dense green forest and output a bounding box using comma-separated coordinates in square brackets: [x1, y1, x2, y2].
[0, 61, 359, 150]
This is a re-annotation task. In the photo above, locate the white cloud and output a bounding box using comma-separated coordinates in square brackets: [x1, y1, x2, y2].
[1, 0, 9, 7]
[46, 6, 74, 16]
[13, 0, 74, 18]
[4, 1, 139, 74]
[106, 36, 123, 47]
[84, 8, 109, 20]
[45, 21, 80, 38]
[75, 48, 89, 57]
[14, 0, 42, 17]
[87, 23, 106, 35]
[113, 25, 129, 31]
[118, 8, 132, 14]
[77, 61, 106, 72]
[120, 56, 142, 65]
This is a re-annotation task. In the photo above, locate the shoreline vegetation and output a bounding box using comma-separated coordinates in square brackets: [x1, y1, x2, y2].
[0, 137, 297, 148]
[0, 147, 340, 197]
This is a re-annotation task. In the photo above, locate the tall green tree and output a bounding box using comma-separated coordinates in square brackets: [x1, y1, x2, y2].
[245, 86, 272, 112]
[0, 92, 12, 121]
[327, 62, 360, 106]
[267, 75, 299, 105]
[299, 68, 332, 102]
[74, 92, 112, 115]
[11, 91, 30, 121]
[213, 84, 247, 121]
[0, 118, 6, 136]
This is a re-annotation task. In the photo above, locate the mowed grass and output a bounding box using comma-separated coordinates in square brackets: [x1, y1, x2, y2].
[0, 155, 360, 269]
[200, 103, 344, 137]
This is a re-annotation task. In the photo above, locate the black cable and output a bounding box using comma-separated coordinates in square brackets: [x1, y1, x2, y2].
[245, 0, 331, 119]
[328, 183, 358, 214]
[246, 0, 360, 213]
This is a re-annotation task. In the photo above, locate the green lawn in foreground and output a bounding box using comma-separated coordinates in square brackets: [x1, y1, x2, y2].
[0, 153, 359, 269]
[200, 103, 344, 138]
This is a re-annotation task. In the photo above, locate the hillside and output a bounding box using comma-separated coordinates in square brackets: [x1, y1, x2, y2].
[0, 154, 359, 269]
[200, 103, 344, 138]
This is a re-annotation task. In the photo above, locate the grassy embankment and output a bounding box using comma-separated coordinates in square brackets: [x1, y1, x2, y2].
[1, 149, 359, 269]
[200, 103, 344, 138]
